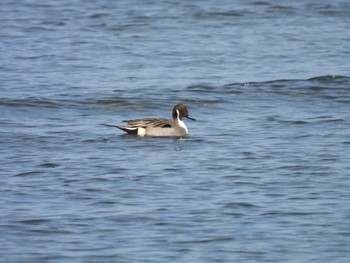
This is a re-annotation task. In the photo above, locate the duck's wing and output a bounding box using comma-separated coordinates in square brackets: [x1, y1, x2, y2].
[103, 118, 174, 135]
[123, 118, 173, 128]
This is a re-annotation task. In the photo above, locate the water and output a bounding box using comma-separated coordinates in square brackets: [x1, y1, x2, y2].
[1, 0, 350, 262]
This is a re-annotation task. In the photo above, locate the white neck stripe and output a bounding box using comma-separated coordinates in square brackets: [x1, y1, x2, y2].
[176, 109, 188, 134]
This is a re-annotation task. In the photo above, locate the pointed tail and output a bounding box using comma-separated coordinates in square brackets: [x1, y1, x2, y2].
[102, 124, 121, 128]
[102, 124, 138, 135]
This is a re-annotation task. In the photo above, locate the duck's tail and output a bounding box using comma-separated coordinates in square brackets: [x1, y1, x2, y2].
[102, 124, 138, 135]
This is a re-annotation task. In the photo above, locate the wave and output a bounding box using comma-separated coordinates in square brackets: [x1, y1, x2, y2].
[0, 97, 60, 108]
[189, 75, 350, 97]
[223, 75, 349, 87]
[186, 75, 350, 106]
[2, 75, 349, 111]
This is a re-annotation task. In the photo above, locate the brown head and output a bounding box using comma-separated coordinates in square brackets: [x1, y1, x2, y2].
[172, 104, 196, 121]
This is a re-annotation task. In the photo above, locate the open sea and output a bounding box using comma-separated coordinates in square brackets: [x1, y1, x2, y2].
[1, 0, 350, 262]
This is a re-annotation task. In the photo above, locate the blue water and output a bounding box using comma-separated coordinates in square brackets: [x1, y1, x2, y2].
[1, 0, 350, 262]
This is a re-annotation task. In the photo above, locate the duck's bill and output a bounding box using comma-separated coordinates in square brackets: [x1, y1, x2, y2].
[187, 115, 196, 121]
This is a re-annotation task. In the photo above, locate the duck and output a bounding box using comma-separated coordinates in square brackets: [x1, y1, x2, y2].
[104, 104, 195, 137]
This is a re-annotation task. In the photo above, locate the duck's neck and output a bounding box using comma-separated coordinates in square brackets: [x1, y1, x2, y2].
[174, 109, 188, 134]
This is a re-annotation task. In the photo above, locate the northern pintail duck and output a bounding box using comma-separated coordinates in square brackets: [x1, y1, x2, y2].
[104, 104, 195, 137]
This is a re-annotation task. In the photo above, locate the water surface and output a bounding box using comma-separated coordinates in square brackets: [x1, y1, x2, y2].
[1, 0, 350, 262]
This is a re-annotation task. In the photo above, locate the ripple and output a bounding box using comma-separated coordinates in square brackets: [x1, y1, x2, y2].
[222, 202, 257, 209]
[17, 219, 51, 225]
[14, 171, 44, 177]
[88, 13, 110, 19]
[0, 98, 59, 109]
[38, 162, 60, 168]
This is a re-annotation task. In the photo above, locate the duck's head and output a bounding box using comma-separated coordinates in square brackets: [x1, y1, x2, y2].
[172, 104, 196, 121]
